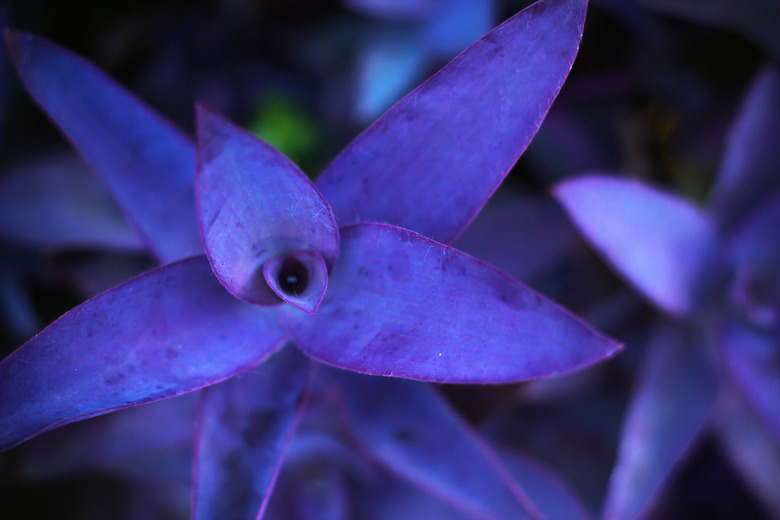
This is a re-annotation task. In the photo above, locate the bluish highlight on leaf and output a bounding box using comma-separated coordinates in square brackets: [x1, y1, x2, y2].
[6, 31, 201, 263]
[193, 345, 310, 520]
[0, 256, 286, 453]
[555, 174, 718, 316]
[318, 0, 587, 243]
[339, 372, 541, 519]
[0, 153, 143, 251]
[283, 223, 620, 384]
[603, 323, 717, 520]
[711, 65, 780, 229]
[719, 321, 780, 441]
[345, 0, 435, 21]
[196, 106, 338, 306]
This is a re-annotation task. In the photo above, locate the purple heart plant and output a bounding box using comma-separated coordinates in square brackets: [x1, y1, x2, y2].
[0, 0, 624, 517]
[554, 63, 780, 519]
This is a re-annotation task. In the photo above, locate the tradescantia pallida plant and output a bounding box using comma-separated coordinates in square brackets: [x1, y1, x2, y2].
[1, 0, 621, 517]
[554, 64, 780, 519]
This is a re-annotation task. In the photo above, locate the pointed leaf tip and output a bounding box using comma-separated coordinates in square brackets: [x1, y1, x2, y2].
[318, 0, 588, 244]
[195, 106, 338, 307]
[7, 31, 201, 262]
[554, 174, 718, 316]
[283, 223, 621, 384]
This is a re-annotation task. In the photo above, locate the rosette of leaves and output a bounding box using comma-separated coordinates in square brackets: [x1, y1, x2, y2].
[0, 0, 623, 517]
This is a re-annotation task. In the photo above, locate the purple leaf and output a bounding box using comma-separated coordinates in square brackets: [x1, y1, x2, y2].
[317, 0, 587, 243]
[452, 189, 577, 282]
[0, 152, 143, 252]
[195, 106, 338, 306]
[554, 174, 719, 316]
[193, 345, 310, 520]
[714, 388, 780, 518]
[718, 321, 780, 441]
[711, 65, 780, 228]
[500, 449, 592, 520]
[338, 372, 542, 519]
[0, 256, 286, 453]
[6, 31, 201, 263]
[22, 393, 196, 480]
[283, 223, 620, 384]
[602, 323, 717, 520]
[353, 471, 477, 520]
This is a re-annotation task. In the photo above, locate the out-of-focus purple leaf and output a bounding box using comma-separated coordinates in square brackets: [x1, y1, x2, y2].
[6, 31, 201, 263]
[195, 107, 338, 306]
[718, 321, 780, 440]
[0, 256, 287, 453]
[317, 0, 587, 243]
[602, 323, 717, 520]
[711, 65, 780, 229]
[57, 253, 153, 298]
[500, 449, 592, 520]
[714, 388, 780, 518]
[338, 372, 542, 520]
[0, 153, 143, 251]
[635, 0, 780, 63]
[0, 265, 42, 342]
[193, 345, 310, 520]
[554, 174, 719, 316]
[452, 190, 577, 282]
[282, 223, 621, 384]
[263, 432, 357, 520]
[353, 470, 477, 520]
[22, 393, 196, 480]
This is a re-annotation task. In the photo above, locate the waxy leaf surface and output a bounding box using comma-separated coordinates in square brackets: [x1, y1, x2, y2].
[0, 256, 286, 452]
[317, 0, 586, 243]
[283, 223, 620, 384]
[7, 31, 201, 263]
[193, 346, 310, 520]
[339, 372, 540, 520]
[196, 107, 338, 306]
[603, 324, 717, 520]
[555, 174, 718, 316]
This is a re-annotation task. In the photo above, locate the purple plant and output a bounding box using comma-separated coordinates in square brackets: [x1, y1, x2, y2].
[554, 64, 780, 519]
[0, 0, 622, 517]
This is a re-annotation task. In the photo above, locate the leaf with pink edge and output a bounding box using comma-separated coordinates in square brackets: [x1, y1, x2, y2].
[6, 30, 200, 262]
[193, 345, 310, 520]
[282, 223, 621, 384]
[195, 106, 338, 307]
[317, 0, 587, 243]
[0, 256, 286, 453]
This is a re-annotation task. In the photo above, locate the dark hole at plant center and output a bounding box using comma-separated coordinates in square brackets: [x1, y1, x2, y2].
[277, 257, 308, 296]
